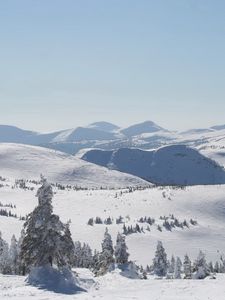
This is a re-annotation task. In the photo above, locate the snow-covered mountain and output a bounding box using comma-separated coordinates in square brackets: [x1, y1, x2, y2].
[82, 145, 225, 185]
[120, 121, 168, 137]
[0, 143, 147, 188]
[1, 121, 225, 157]
[87, 121, 120, 132]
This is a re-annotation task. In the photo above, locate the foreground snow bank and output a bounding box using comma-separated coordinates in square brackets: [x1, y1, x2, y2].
[0, 271, 225, 299]
[27, 266, 85, 294]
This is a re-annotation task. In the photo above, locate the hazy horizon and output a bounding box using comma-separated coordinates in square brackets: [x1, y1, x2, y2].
[1, 118, 225, 134]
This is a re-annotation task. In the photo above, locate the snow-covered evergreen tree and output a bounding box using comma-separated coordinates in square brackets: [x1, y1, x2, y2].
[168, 255, 175, 273]
[183, 254, 192, 279]
[114, 233, 129, 265]
[214, 261, 220, 273]
[80, 243, 93, 268]
[0, 232, 10, 274]
[73, 241, 82, 267]
[94, 228, 114, 276]
[174, 257, 182, 279]
[9, 234, 18, 274]
[152, 241, 167, 277]
[20, 176, 75, 273]
[193, 250, 210, 279]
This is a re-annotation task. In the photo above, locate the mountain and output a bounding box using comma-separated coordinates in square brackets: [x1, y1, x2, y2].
[87, 121, 120, 132]
[0, 125, 37, 143]
[120, 121, 168, 137]
[210, 124, 225, 131]
[1, 121, 225, 157]
[51, 126, 119, 143]
[0, 143, 147, 188]
[82, 145, 225, 185]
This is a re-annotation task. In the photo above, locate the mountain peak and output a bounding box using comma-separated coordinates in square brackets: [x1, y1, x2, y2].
[87, 121, 120, 132]
[121, 120, 167, 137]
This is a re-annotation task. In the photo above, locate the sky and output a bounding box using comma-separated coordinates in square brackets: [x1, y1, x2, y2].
[0, 0, 225, 133]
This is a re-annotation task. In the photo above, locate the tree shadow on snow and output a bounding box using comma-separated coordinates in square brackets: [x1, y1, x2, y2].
[26, 266, 86, 295]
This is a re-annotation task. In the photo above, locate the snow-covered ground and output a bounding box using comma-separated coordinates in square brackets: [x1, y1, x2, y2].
[0, 159, 225, 299]
[0, 269, 224, 300]
[0, 180, 225, 265]
[0, 143, 147, 188]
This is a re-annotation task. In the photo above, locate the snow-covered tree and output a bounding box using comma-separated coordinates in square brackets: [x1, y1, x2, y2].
[174, 257, 182, 279]
[183, 254, 192, 279]
[208, 261, 214, 273]
[9, 235, 18, 274]
[80, 243, 93, 268]
[0, 232, 10, 274]
[152, 241, 167, 277]
[193, 251, 210, 279]
[20, 176, 75, 273]
[114, 233, 129, 265]
[94, 228, 114, 276]
[73, 241, 82, 267]
[214, 261, 220, 273]
[168, 255, 175, 273]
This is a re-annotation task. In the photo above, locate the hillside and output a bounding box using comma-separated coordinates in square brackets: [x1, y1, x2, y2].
[82, 145, 225, 185]
[0, 183, 225, 266]
[0, 143, 147, 188]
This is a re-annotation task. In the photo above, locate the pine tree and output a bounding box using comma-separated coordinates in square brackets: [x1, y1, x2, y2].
[114, 233, 129, 265]
[214, 261, 220, 273]
[80, 243, 93, 268]
[168, 255, 175, 274]
[193, 250, 210, 279]
[183, 254, 192, 279]
[9, 235, 18, 274]
[73, 241, 82, 267]
[152, 241, 167, 277]
[0, 232, 10, 274]
[208, 261, 214, 273]
[174, 257, 182, 279]
[20, 176, 75, 273]
[94, 228, 114, 276]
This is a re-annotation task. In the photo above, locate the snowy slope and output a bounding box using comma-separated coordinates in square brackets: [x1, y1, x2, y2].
[1, 183, 225, 266]
[0, 143, 147, 188]
[0, 271, 225, 300]
[82, 145, 225, 185]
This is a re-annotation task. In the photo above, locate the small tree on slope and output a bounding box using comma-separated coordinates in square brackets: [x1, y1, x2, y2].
[20, 176, 75, 273]
[174, 257, 182, 279]
[193, 250, 210, 279]
[152, 241, 167, 277]
[114, 233, 129, 265]
[94, 228, 114, 276]
[183, 254, 192, 279]
[0, 232, 10, 274]
[9, 235, 19, 274]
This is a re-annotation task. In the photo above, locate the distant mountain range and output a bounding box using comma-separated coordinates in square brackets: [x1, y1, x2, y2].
[1, 121, 225, 186]
[1, 120, 225, 156]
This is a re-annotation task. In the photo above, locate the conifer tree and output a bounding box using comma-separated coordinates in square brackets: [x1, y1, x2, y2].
[9, 235, 18, 274]
[0, 232, 10, 274]
[152, 241, 167, 277]
[94, 228, 114, 275]
[168, 255, 175, 273]
[20, 176, 75, 273]
[114, 233, 129, 265]
[193, 250, 209, 279]
[174, 257, 182, 279]
[183, 254, 192, 279]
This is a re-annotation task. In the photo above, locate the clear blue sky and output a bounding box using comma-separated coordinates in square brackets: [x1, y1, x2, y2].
[0, 0, 225, 132]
